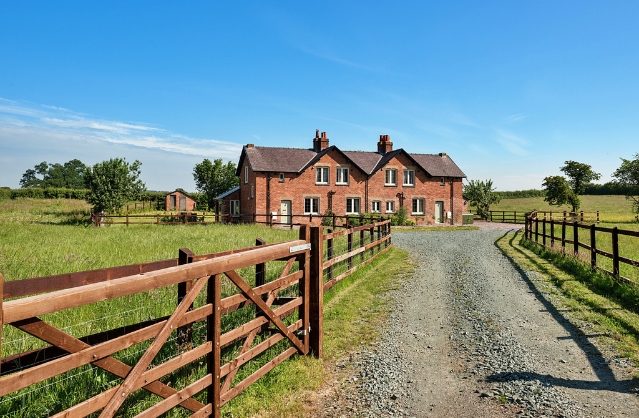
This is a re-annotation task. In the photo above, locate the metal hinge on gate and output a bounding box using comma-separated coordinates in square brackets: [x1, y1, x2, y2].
[289, 243, 311, 253]
[296, 326, 311, 337]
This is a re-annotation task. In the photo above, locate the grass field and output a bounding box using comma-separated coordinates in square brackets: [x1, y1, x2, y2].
[0, 198, 407, 417]
[485, 195, 638, 225]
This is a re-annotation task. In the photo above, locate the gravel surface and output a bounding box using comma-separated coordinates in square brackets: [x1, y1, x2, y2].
[320, 227, 639, 417]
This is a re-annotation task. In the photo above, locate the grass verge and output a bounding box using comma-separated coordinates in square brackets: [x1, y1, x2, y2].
[220, 246, 411, 417]
[495, 230, 639, 369]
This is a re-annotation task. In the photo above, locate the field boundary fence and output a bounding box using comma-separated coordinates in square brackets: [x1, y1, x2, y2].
[525, 211, 638, 285]
[0, 220, 392, 417]
[471, 210, 600, 225]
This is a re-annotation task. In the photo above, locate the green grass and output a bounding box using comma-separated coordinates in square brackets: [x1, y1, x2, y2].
[495, 230, 639, 370]
[482, 195, 637, 224]
[0, 198, 408, 417]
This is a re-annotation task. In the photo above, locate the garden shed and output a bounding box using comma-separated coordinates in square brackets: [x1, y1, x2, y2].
[165, 189, 197, 211]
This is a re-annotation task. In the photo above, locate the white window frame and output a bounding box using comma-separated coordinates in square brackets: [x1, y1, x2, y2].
[371, 200, 381, 213]
[315, 166, 329, 185]
[385, 200, 395, 214]
[440, 177, 445, 186]
[412, 198, 424, 215]
[336, 167, 349, 185]
[244, 166, 248, 184]
[346, 197, 360, 214]
[385, 169, 397, 186]
[230, 200, 240, 216]
[403, 169, 415, 186]
[304, 197, 320, 214]
[250, 184, 254, 199]
[279, 173, 285, 182]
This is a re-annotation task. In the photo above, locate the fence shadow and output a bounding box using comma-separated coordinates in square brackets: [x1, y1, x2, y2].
[491, 231, 639, 395]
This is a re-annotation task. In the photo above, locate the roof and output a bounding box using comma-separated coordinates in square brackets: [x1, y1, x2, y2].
[237, 145, 466, 178]
[216, 186, 240, 199]
[165, 189, 196, 199]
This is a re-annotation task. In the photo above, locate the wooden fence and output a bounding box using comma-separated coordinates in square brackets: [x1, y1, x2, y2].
[525, 211, 639, 284]
[0, 221, 392, 417]
[472, 210, 600, 225]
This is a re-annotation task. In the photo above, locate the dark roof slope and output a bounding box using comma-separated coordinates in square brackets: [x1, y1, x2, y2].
[411, 153, 466, 178]
[243, 146, 316, 173]
[341, 151, 382, 175]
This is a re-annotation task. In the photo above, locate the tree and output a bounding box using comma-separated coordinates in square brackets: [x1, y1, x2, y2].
[19, 159, 87, 189]
[193, 159, 239, 210]
[560, 160, 601, 195]
[84, 158, 146, 213]
[612, 153, 639, 221]
[463, 179, 501, 219]
[542, 175, 580, 211]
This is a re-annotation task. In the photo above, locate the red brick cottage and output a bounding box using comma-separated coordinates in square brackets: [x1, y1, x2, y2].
[223, 130, 466, 225]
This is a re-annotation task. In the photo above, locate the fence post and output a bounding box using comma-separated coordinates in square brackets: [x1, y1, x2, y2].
[612, 227, 619, 277]
[542, 219, 546, 246]
[502, 211, 505, 223]
[360, 228, 365, 263]
[0, 274, 4, 360]
[561, 221, 566, 252]
[126, 214, 129, 227]
[177, 248, 195, 348]
[208, 273, 221, 418]
[377, 224, 382, 252]
[369, 225, 375, 257]
[580, 211, 584, 223]
[590, 224, 596, 270]
[550, 219, 555, 247]
[535, 218, 539, 242]
[156, 214, 159, 225]
[255, 239, 266, 329]
[563, 211, 567, 222]
[327, 229, 334, 280]
[299, 225, 311, 354]
[309, 226, 323, 358]
[573, 221, 579, 255]
[347, 228, 353, 270]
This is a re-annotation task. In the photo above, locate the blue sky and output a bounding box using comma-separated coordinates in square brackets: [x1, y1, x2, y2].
[1, 1, 638, 191]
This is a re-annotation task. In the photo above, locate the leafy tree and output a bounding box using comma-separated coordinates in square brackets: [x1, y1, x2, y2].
[193, 158, 239, 210]
[84, 158, 146, 213]
[19, 159, 87, 189]
[542, 175, 580, 211]
[560, 160, 601, 195]
[463, 179, 501, 219]
[612, 153, 639, 221]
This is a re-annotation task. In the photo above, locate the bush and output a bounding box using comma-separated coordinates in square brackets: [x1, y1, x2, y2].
[391, 206, 410, 226]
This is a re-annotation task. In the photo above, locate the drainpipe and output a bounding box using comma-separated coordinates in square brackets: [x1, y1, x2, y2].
[365, 178, 369, 214]
[266, 173, 271, 226]
[450, 178, 454, 225]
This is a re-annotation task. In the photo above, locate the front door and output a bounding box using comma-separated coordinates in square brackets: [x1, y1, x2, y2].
[435, 201, 444, 223]
[170, 195, 177, 211]
[179, 196, 187, 211]
[280, 200, 291, 225]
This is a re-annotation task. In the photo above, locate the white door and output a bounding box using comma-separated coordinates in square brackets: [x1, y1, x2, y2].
[280, 200, 291, 224]
[435, 201, 444, 223]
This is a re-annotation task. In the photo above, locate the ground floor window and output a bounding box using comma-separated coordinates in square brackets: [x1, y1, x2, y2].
[346, 197, 360, 214]
[230, 200, 240, 215]
[412, 198, 424, 215]
[304, 197, 319, 214]
[371, 200, 381, 213]
[386, 200, 395, 213]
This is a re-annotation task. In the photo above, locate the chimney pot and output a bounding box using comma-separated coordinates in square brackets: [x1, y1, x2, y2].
[439, 152, 447, 157]
[313, 130, 329, 151]
[247, 143, 254, 148]
[315, 129, 320, 138]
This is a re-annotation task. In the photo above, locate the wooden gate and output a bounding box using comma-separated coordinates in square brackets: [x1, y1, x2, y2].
[0, 228, 311, 417]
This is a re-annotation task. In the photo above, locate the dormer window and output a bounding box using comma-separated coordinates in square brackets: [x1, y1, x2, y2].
[316, 167, 329, 185]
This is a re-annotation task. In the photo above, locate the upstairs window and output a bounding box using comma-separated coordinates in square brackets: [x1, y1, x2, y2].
[316, 167, 329, 184]
[386, 201, 395, 213]
[336, 167, 349, 185]
[440, 177, 445, 186]
[346, 197, 360, 214]
[279, 173, 285, 182]
[385, 169, 397, 186]
[304, 198, 319, 214]
[403, 169, 415, 186]
[371, 201, 381, 213]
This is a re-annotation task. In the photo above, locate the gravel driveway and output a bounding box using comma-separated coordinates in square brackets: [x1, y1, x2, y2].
[323, 228, 639, 417]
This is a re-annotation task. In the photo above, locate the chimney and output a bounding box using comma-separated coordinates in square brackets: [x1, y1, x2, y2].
[439, 152, 447, 157]
[313, 130, 329, 151]
[377, 134, 393, 154]
[247, 143, 254, 148]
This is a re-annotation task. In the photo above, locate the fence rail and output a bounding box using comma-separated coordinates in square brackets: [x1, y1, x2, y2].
[1, 220, 392, 417]
[525, 211, 638, 284]
[471, 210, 600, 225]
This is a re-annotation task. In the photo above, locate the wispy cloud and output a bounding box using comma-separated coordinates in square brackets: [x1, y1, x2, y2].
[0, 98, 243, 160]
[504, 113, 528, 123]
[494, 129, 529, 156]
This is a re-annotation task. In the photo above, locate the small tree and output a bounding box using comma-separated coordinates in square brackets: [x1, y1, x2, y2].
[84, 158, 146, 213]
[193, 158, 239, 210]
[542, 175, 580, 211]
[20, 159, 87, 189]
[560, 160, 601, 195]
[612, 153, 639, 221]
[463, 179, 501, 219]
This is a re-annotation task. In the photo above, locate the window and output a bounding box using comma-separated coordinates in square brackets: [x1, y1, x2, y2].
[385, 169, 397, 186]
[371, 201, 381, 213]
[230, 200, 240, 216]
[386, 201, 395, 213]
[304, 198, 319, 214]
[250, 184, 254, 199]
[316, 167, 329, 184]
[336, 167, 349, 185]
[412, 198, 424, 214]
[403, 169, 415, 186]
[279, 173, 285, 182]
[244, 166, 248, 184]
[440, 177, 445, 186]
[346, 197, 360, 214]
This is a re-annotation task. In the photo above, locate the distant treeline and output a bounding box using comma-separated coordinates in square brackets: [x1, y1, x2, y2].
[0, 188, 209, 209]
[494, 189, 546, 199]
[492, 182, 632, 199]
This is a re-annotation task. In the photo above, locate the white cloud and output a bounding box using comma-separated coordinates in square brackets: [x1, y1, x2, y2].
[504, 113, 528, 123]
[494, 129, 529, 156]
